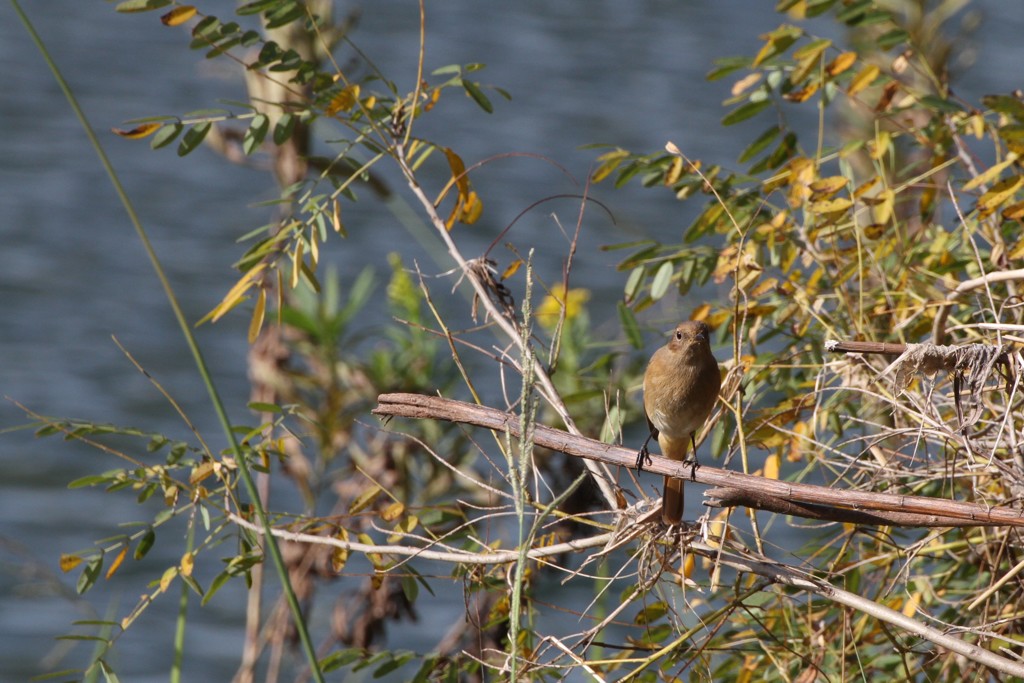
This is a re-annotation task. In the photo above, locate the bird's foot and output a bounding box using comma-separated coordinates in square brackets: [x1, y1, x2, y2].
[684, 456, 701, 481]
[635, 444, 652, 471]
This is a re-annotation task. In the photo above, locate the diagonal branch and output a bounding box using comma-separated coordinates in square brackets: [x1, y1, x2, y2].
[373, 392, 1024, 529]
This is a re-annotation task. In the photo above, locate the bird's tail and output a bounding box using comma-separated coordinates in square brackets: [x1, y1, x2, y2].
[662, 475, 684, 525]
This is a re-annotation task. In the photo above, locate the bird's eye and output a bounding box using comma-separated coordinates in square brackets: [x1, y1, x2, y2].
[675, 330, 683, 341]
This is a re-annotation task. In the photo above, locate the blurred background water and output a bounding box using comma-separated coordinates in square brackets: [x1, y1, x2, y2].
[1, 1, 1021, 680]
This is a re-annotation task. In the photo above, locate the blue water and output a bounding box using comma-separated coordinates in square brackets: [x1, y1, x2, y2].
[2, 1, 1022, 680]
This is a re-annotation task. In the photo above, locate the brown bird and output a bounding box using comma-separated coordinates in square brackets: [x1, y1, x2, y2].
[638, 320, 721, 525]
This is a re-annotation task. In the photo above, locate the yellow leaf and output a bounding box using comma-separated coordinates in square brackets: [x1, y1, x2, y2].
[784, 81, 819, 103]
[682, 551, 695, 579]
[112, 122, 162, 139]
[978, 175, 1024, 214]
[460, 190, 483, 224]
[247, 288, 266, 344]
[331, 198, 345, 235]
[190, 460, 216, 485]
[968, 113, 985, 140]
[60, 553, 83, 573]
[591, 148, 629, 183]
[442, 147, 470, 198]
[902, 591, 921, 618]
[749, 277, 778, 298]
[871, 188, 895, 225]
[826, 51, 857, 77]
[868, 130, 891, 161]
[809, 176, 847, 198]
[847, 64, 880, 97]
[785, 157, 816, 208]
[106, 545, 128, 580]
[350, 485, 382, 514]
[763, 453, 780, 480]
[160, 5, 196, 26]
[199, 263, 266, 326]
[326, 84, 360, 116]
[664, 155, 684, 185]
[752, 25, 802, 67]
[863, 223, 885, 240]
[1002, 200, 1024, 223]
[180, 551, 194, 577]
[502, 259, 523, 280]
[381, 501, 405, 522]
[790, 39, 831, 85]
[853, 176, 880, 199]
[158, 566, 178, 594]
[962, 155, 1018, 191]
[291, 241, 303, 289]
[809, 197, 851, 214]
[691, 303, 712, 321]
[163, 482, 179, 506]
[332, 528, 350, 572]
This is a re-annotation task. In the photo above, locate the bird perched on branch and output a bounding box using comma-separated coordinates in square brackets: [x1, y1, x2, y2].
[638, 320, 721, 525]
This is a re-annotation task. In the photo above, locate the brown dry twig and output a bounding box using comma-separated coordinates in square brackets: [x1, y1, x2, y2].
[373, 392, 1024, 529]
[825, 337, 1014, 429]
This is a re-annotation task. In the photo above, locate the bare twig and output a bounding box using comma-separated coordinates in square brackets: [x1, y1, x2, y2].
[389, 142, 619, 508]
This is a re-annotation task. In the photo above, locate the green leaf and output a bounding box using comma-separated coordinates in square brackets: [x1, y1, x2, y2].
[320, 648, 365, 673]
[739, 125, 781, 163]
[77, 555, 103, 595]
[462, 80, 493, 113]
[836, 0, 872, 23]
[706, 56, 751, 81]
[273, 113, 297, 144]
[201, 570, 232, 605]
[650, 261, 674, 301]
[265, 0, 303, 29]
[243, 114, 269, 155]
[877, 28, 909, 50]
[373, 652, 415, 678]
[722, 99, 772, 126]
[191, 16, 220, 40]
[68, 473, 114, 489]
[918, 95, 963, 114]
[134, 528, 156, 561]
[150, 122, 183, 149]
[983, 94, 1024, 122]
[236, 0, 285, 15]
[617, 302, 643, 349]
[115, 0, 172, 12]
[432, 64, 463, 76]
[177, 122, 211, 156]
[624, 265, 645, 302]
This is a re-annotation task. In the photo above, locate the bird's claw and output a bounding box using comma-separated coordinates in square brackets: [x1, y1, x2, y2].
[635, 444, 652, 471]
[685, 457, 701, 481]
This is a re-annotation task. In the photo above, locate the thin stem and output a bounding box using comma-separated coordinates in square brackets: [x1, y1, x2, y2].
[11, 3, 325, 681]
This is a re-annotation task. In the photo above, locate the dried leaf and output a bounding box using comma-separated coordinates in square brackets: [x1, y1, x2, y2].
[112, 122, 162, 139]
[60, 553, 83, 573]
[247, 288, 266, 344]
[106, 545, 128, 580]
[826, 51, 856, 77]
